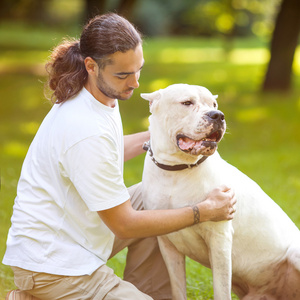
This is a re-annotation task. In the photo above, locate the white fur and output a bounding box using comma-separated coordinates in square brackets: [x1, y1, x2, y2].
[141, 84, 300, 300]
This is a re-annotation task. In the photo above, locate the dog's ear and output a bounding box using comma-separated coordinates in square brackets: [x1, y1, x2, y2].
[213, 95, 218, 99]
[140, 91, 161, 112]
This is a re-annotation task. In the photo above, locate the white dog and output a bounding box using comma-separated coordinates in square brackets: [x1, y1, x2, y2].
[141, 84, 300, 300]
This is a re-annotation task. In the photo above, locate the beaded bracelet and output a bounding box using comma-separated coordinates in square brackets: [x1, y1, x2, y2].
[192, 206, 200, 224]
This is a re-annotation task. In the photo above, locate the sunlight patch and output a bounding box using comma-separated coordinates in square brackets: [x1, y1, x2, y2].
[293, 46, 300, 75]
[229, 49, 269, 65]
[157, 47, 269, 65]
[235, 107, 269, 123]
[142, 117, 150, 129]
[20, 121, 40, 135]
[0, 50, 48, 66]
[3, 141, 28, 158]
[149, 79, 171, 91]
[159, 48, 223, 64]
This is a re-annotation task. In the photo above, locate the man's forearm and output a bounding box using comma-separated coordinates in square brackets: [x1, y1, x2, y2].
[124, 131, 150, 161]
[98, 200, 195, 240]
[98, 186, 236, 240]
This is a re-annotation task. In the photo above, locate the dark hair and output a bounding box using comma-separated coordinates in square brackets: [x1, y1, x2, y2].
[45, 13, 142, 104]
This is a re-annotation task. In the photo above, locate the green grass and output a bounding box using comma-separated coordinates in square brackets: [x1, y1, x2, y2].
[0, 23, 299, 299]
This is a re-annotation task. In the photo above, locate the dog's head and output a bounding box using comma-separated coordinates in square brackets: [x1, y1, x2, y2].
[141, 84, 226, 159]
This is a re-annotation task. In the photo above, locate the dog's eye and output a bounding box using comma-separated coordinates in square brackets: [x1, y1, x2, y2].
[213, 102, 217, 108]
[182, 101, 193, 106]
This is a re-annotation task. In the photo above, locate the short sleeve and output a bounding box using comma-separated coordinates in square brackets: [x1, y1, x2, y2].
[60, 135, 130, 211]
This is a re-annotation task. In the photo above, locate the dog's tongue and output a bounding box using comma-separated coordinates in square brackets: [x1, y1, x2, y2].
[178, 134, 219, 155]
[178, 137, 198, 150]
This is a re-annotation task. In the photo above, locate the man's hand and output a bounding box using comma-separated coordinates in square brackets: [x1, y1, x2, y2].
[198, 185, 237, 222]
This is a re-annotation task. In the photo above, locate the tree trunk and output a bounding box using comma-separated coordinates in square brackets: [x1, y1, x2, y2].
[262, 0, 300, 92]
[117, 0, 138, 20]
[83, 0, 107, 23]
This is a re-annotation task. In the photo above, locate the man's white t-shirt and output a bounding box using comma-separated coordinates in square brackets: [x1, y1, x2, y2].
[3, 88, 130, 276]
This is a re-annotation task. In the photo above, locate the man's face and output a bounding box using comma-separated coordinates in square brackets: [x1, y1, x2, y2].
[96, 43, 144, 101]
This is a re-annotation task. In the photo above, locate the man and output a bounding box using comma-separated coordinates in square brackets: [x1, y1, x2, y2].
[3, 13, 236, 299]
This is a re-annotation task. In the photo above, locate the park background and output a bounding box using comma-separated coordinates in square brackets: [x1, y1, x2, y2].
[0, 0, 299, 299]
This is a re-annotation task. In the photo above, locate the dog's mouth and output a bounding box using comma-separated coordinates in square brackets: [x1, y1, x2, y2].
[177, 130, 222, 156]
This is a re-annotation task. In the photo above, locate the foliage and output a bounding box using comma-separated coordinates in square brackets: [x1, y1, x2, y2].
[0, 0, 282, 39]
[179, 0, 281, 37]
[0, 24, 300, 300]
[131, 0, 282, 39]
[0, 0, 85, 25]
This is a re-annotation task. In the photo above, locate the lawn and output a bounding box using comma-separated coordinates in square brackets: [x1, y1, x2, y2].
[0, 23, 299, 299]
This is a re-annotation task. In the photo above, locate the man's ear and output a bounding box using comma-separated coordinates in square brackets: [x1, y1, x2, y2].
[84, 57, 98, 75]
[140, 90, 161, 112]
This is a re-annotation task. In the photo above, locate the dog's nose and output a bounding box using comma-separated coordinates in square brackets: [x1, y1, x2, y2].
[206, 110, 225, 122]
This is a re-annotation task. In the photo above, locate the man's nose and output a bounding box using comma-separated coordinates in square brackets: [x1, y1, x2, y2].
[128, 73, 140, 89]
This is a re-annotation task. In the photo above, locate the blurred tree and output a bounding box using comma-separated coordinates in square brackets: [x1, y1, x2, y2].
[83, 0, 106, 22]
[118, 0, 138, 19]
[171, 0, 277, 37]
[0, 0, 17, 20]
[262, 0, 300, 91]
[83, 0, 138, 22]
[0, 0, 48, 22]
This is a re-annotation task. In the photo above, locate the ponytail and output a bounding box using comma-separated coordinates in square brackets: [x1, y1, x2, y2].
[45, 38, 87, 104]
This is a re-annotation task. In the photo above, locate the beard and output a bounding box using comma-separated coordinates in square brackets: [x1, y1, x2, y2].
[97, 72, 134, 101]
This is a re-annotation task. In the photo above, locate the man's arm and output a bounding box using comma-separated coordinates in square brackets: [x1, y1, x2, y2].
[98, 185, 236, 239]
[124, 131, 150, 161]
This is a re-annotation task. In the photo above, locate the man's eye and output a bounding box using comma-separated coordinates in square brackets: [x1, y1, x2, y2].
[182, 101, 193, 106]
[116, 75, 128, 80]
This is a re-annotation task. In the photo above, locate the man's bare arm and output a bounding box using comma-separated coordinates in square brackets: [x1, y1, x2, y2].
[124, 131, 150, 162]
[98, 185, 237, 239]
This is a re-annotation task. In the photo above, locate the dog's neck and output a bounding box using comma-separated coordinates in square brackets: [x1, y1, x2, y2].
[143, 141, 208, 171]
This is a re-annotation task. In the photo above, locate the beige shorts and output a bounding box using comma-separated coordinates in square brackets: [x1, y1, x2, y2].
[11, 183, 171, 300]
[12, 264, 152, 300]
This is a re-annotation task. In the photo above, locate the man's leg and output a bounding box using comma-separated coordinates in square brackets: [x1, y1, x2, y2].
[110, 183, 172, 300]
[6, 290, 40, 300]
[10, 265, 153, 300]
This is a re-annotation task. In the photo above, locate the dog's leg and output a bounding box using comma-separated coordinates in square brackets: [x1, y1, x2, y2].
[158, 235, 187, 300]
[203, 222, 233, 300]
